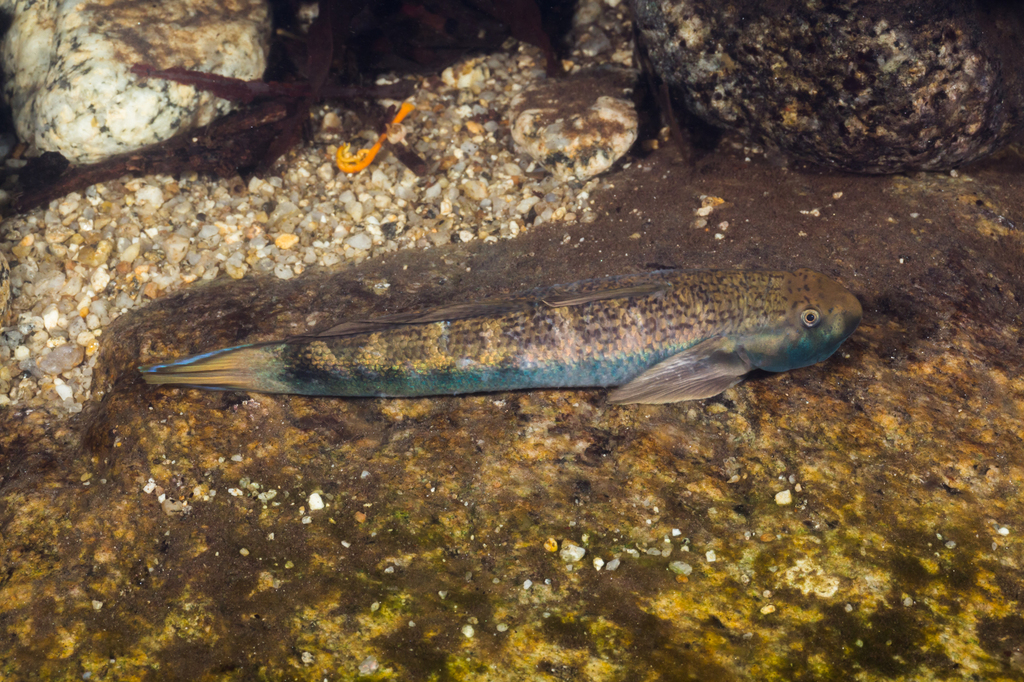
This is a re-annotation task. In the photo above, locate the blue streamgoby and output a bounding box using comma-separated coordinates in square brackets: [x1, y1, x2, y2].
[140, 268, 861, 403]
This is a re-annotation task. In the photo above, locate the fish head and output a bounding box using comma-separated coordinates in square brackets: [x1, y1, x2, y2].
[742, 269, 862, 372]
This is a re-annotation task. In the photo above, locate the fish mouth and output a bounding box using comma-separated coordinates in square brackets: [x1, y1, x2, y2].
[840, 293, 863, 340]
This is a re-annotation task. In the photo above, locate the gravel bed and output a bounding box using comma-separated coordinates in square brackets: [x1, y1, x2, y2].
[0, 0, 636, 412]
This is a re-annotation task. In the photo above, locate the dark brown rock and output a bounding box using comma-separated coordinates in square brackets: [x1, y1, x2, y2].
[633, 0, 1024, 172]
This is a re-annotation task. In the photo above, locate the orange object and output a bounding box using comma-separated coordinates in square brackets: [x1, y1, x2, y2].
[336, 102, 415, 173]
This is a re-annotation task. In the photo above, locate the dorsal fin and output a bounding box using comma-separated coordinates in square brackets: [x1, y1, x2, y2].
[288, 278, 673, 341]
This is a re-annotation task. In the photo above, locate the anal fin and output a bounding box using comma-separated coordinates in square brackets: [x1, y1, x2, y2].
[607, 337, 752, 404]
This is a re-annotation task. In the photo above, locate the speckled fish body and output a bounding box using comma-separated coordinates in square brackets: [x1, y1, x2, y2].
[140, 269, 862, 403]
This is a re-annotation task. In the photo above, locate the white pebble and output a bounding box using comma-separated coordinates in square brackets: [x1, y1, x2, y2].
[345, 201, 363, 221]
[345, 232, 372, 251]
[90, 266, 110, 293]
[559, 543, 586, 563]
[999, 527, 1010, 536]
[516, 196, 540, 214]
[592, 557, 605, 571]
[163, 235, 190, 264]
[308, 492, 324, 510]
[775, 489, 793, 505]
[316, 162, 335, 182]
[604, 558, 620, 571]
[669, 561, 693, 576]
[42, 305, 60, 331]
[705, 550, 717, 563]
[461, 624, 474, 638]
[119, 241, 141, 263]
[55, 383, 73, 401]
[135, 185, 165, 210]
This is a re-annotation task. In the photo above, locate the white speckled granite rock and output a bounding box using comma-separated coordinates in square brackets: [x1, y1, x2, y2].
[509, 73, 638, 182]
[1, 0, 271, 164]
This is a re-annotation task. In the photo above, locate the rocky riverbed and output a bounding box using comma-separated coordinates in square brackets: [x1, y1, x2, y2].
[2, 135, 1023, 679]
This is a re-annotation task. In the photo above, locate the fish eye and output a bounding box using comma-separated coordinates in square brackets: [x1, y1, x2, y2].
[801, 308, 821, 328]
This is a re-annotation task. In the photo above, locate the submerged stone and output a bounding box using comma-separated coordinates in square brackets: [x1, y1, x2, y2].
[1, 140, 1023, 680]
[1, 0, 270, 163]
[633, 0, 1024, 173]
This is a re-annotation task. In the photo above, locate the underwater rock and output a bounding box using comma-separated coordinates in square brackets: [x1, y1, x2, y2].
[633, 0, 1024, 173]
[510, 71, 639, 181]
[1, 0, 271, 163]
[2, 137, 1024, 680]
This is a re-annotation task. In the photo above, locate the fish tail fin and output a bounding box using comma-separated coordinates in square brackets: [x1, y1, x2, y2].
[139, 342, 291, 393]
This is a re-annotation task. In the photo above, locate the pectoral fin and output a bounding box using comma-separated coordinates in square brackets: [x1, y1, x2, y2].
[607, 337, 752, 404]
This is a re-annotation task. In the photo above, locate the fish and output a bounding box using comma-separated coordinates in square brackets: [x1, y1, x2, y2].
[139, 268, 861, 404]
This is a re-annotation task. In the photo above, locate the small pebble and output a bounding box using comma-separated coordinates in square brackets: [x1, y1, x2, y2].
[775, 490, 793, 505]
[346, 232, 372, 251]
[275, 233, 299, 250]
[38, 344, 84, 374]
[358, 656, 378, 676]
[134, 185, 165, 210]
[163, 234, 190, 264]
[669, 561, 693, 576]
[560, 543, 586, 563]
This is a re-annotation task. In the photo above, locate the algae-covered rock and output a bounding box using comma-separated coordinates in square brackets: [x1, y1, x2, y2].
[2, 141, 1024, 680]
